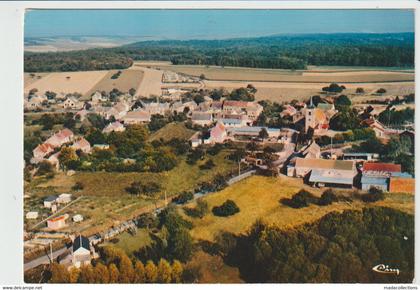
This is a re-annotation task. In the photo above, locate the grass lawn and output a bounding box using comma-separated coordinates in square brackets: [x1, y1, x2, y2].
[101, 229, 152, 257]
[182, 175, 414, 242]
[149, 122, 196, 142]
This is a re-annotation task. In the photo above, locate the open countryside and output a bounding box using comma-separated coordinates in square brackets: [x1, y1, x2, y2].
[23, 9, 415, 285]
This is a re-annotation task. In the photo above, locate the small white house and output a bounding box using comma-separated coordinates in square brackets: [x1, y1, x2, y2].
[26, 211, 39, 220]
[44, 195, 58, 208]
[73, 214, 84, 223]
[58, 193, 72, 204]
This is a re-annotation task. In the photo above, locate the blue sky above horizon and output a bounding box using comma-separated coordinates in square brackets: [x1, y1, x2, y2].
[25, 9, 414, 40]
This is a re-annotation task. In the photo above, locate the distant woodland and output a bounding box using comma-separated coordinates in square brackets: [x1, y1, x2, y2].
[24, 33, 414, 72]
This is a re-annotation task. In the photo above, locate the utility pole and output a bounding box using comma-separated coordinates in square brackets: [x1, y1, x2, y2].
[238, 159, 241, 176]
[49, 242, 53, 264]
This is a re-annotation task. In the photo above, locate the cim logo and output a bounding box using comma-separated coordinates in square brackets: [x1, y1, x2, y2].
[372, 264, 400, 276]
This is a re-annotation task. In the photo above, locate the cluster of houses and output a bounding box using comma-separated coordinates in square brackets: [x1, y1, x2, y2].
[284, 141, 414, 193]
[31, 128, 91, 170]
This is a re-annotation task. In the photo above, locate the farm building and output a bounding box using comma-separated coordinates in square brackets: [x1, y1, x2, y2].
[122, 110, 151, 124]
[207, 122, 227, 144]
[361, 162, 402, 191]
[102, 121, 126, 134]
[342, 153, 379, 162]
[300, 141, 321, 159]
[228, 126, 280, 138]
[191, 112, 213, 126]
[71, 137, 91, 154]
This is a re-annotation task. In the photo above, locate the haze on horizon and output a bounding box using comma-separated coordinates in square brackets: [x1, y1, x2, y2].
[25, 9, 414, 41]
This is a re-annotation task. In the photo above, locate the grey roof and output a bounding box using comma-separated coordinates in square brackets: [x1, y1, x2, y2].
[309, 169, 355, 185]
[221, 118, 243, 124]
[192, 112, 212, 120]
[44, 195, 58, 202]
[73, 235, 90, 252]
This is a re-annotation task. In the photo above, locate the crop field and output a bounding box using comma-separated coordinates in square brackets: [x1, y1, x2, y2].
[83, 69, 144, 99]
[135, 62, 414, 83]
[182, 175, 414, 242]
[129, 65, 163, 97]
[24, 70, 108, 96]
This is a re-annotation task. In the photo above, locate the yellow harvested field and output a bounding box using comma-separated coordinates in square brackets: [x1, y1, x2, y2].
[24, 73, 51, 87]
[129, 65, 163, 97]
[24, 70, 108, 96]
[84, 69, 144, 98]
[136, 63, 414, 83]
[184, 175, 414, 242]
[204, 80, 415, 102]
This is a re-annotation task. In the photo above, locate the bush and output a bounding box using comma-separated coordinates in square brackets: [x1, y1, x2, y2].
[72, 182, 84, 191]
[281, 190, 318, 208]
[212, 200, 240, 217]
[199, 159, 215, 170]
[318, 189, 339, 206]
[173, 192, 194, 205]
[184, 198, 208, 219]
[361, 187, 385, 203]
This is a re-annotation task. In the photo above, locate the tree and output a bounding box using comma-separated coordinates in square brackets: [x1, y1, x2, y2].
[376, 88, 387, 94]
[108, 263, 120, 283]
[144, 260, 158, 283]
[258, 128, 269, 140]
[335, 95, 351, 107]
[68, 267, 80, 283]
[49, 263, 70, 283]
[94, 263, 110, 283]
[129, 88, 136, 96]
[322, 83, 343, 93]
[329, 108, 361, 131]
[167, 228, 194, 262]
[157, 258, 172, 283]
[77, 264, 95, 283]
[171, 260, 183, 283]
[199, 74, 206, 80]
[199, 159, 215, 170]
[134, 261, 146, 283]
[36, 160, 55, 176]
[58, 147, 77, 170]
[173, 191, 194, 204]
[318, 189, 338, 206]
[39, 114, 55, 130]
[212, 199, 240, 217]
[355, 87, 365, 94]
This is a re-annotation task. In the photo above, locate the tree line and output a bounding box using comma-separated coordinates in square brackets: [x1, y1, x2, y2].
[24, 33, 414, 72]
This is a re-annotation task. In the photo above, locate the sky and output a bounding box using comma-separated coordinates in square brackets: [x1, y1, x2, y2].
[25, 9, 414, 40]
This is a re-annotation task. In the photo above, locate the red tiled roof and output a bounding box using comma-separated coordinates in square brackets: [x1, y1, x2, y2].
[363, 162, 401, 173]
[223, 101, 249, 107]
[35, 143, 54, 154]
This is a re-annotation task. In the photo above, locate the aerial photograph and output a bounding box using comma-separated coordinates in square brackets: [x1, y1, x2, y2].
[23, 9, 415, 284]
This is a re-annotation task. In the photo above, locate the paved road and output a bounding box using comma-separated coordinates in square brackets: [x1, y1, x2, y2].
[24, 247, 68, 271]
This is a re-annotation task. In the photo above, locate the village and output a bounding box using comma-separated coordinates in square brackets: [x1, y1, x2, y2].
[23, 67, 415, 273]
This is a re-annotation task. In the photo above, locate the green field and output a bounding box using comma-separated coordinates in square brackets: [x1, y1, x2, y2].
[101, 229, 152, 256]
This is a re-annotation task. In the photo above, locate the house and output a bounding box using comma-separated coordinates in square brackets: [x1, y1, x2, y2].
[26, 211, 39, 219]
[280, 105, 297, 118]
[361, 162, 402, 191]
[300, 141, 321, 159]
[74, 109, 89, 122]
[219, 118, 247, 128]
[361, 118, 389, 140]
[191, 112, 213, 126]
[189, 132, 203, 148]
[62, 97, 82, 109]
[44, 195, 58, 208]
[47, 152, 61, 171]
[222, 101, 263, 121]
[91, 91, 107, 103]
[208, 122, 227, 144]
[59, 235, 93, 269]
[71, 137, 91, 154]
[304, 99, 337, 133]
[32, 143, 55, 163]
[389, 176, 415, 194]
[228, 126, 280, 139]
[122, 110, 151, 124]
[142, 102, 170, 115]
[73, 214, 84, 223]
[44, 129, 74, 148]
[290, 158, 357, 188]
[47, 214, 68, 230]
[93, 144, 110, 150]
[102, 121, 126, 134]
[58, 193, 72, 204]
[25, 95, 47, 110]
[342, 153, 379, 162]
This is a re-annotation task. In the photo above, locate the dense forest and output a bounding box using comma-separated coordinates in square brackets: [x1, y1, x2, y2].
[24, 33, 414, 72]
[216, 207, 414, 283]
